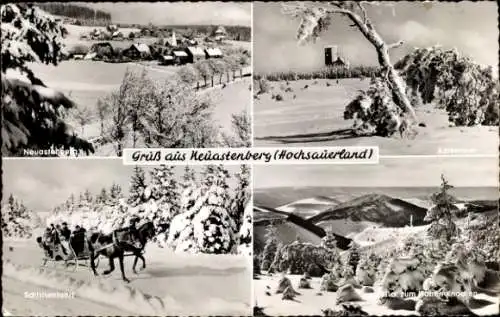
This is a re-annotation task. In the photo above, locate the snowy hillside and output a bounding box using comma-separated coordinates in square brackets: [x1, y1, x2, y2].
[276, 196, 340, 218]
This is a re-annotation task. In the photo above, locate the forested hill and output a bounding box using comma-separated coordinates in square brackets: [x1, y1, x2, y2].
[36, 3, 112, 24]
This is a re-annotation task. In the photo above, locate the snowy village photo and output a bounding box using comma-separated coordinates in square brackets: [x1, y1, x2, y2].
[2, 2, 251, 157]
[2, 159, 252, 316]
[252, 157, 499, 316]
[253, 1, 498, 155]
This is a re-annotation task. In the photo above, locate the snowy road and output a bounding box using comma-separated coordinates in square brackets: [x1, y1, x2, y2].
[3, 240, 252, 316]
[3, 277, 134, 316]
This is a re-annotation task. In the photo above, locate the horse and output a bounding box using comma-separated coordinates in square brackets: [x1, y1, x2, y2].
[122, 220, 156, 274]
[87, 220, 156, 282]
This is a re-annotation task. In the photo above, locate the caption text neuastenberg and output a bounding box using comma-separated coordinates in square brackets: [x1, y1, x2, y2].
[122, 147, 379, 165]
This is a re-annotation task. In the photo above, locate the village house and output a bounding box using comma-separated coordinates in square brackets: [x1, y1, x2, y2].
[186, 46, 205, 63]
[172, 50, 189, 65]
[205, 47, 223, 59]
[160, 55, 174, 65]
[111, 31, 124, 40]
[86, 42, 114, 59]
[123, 43, 151, 59]
[213, 26, 227, 42]
[331, 56, 350, 69]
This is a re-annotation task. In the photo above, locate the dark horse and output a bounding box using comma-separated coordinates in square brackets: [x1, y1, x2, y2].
[88, 221, 156, 283]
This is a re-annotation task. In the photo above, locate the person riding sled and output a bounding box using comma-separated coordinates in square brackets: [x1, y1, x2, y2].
[38, 227, 54, 258]
[55, 223, 71, 257]
[60, 222, 71, 240]
[113, 217, 143, 249]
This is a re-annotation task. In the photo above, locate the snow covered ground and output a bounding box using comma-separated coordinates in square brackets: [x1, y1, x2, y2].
[254, 274, 499, 316]
[3, 239, 252, 316]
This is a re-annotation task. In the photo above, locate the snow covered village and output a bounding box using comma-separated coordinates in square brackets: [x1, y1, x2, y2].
[2, 159, 252, 316]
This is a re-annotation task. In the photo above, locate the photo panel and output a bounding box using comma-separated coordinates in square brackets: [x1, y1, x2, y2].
[252, 1, 498, 155]
[2, 2, 252, 158]
[253, 157, 499, 316]
[2, 159, 252, 316]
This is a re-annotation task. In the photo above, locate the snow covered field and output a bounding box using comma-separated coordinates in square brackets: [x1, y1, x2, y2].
[254, 273, 499, 316]
[3, 239, 252, 316]
[254, 79, 498, 155]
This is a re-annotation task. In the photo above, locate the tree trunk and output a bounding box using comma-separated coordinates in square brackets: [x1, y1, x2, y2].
[343, 10, 417, 122]
[211, 76, 214, 87]
[100, 120, 104, 136]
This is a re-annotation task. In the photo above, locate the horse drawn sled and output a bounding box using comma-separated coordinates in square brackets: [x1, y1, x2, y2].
[36, 229, 99, 272]
[36, 219, 156, 282]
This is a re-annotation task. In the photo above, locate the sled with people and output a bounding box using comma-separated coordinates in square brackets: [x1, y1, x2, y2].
[36, 218, 157, 282]
[36, 223, 99, 272]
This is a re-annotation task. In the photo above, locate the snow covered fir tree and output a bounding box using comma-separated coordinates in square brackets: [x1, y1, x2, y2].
[43, 164, 251, 255]
[1, 3, 94, 156]
[1, 194, 40, 238]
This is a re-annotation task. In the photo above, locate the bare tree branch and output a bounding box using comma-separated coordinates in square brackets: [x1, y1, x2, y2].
[388, 40, 405, 50]
[356, 2, 368, 23]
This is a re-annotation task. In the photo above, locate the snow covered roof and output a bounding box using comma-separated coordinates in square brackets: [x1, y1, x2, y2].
[84, 52, 97, 60]
[173, 51, 188, 57]
[132, 43, 151, 54]
[162, 55, 174, 60]
[215, 26, 227, 35]
[186, 46, 204, 56]
[205, 47, 223, 57]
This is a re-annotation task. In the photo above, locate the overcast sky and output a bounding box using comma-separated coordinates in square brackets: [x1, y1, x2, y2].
[254, 1, 498, 73]
[254, 157, 499, 188]
[2, 160, 241, 213]
[76, 2, 251, 26]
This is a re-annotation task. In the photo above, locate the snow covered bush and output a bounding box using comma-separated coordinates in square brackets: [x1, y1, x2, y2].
[298, 276, 312, 289]
[422, 262, 475, 305]
[462, 213, 500, 261]
[222, 111, 252, 147]
[396, 47, 499, 126]
[381, 256, 426, 294]
[166, 165, 237, 254]
[274, 241, 342, 277]
[320, 273, 339, 292]
[344, 77, 412, 137]
[356, 252, 381, 286]
[444, 241, 488, 285]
